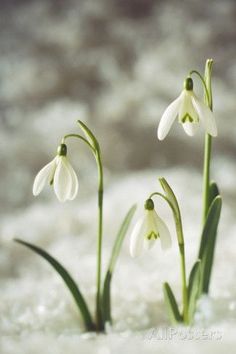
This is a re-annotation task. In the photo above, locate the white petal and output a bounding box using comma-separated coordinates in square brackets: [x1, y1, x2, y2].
[155, 215, 172, 250]
[143, 238, 156, 251]
[64, 159, 79, 200]
[32, 158, 57, 196]
[192, 96, 217, 137]
[182, 122, 199, 136]
[53, 157, 72, 202]
[179, 91, 198, 124]
[157, 95, 182, 140]
[129, 217, 146, 258]
[143, 210, 159, 251]
[146, 210, 159, 235]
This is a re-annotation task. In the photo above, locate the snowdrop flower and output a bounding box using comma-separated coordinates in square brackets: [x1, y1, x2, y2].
[130, 199, 171, 258]
[157, 77, 217, 140]
[33, 143, 79, 202]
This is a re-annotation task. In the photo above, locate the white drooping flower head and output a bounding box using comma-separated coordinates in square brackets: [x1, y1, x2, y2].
[33, 143, 79, 202]
[157, 77, 217, 140]
[130, 198, 172, 258]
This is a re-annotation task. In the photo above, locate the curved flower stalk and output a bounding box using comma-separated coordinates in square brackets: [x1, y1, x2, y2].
[15, 120, 136, 333]
[33, 144, 79, 202]
[157, 77, 217, 140]
[131, 178, 190, 324]
[130, 198, 171, 258]
[153, 60, 222, 325]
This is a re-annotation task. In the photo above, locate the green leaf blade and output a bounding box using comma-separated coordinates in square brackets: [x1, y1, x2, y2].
[198, 196, 222, 259]
[108, 205, 137, 273]
[198, 196, 222, 293]
[158, 177, 184, 245]
[163, 282, 182, 324]
[209, 181, 220, 205]
[102, 270, 112, 324]
[102, 205, 136, 324]
[159, 177, 180, 217]
[188, 260, 201, 323]
[77, 120, 100, 152]
[14, 238, 95, 331]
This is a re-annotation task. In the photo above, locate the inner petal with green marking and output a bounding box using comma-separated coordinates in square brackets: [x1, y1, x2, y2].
[146, 231, 159, 240]
[180, 113, 199, 124]
[178, 91, 199, 124]
[181, 113, 194, 123]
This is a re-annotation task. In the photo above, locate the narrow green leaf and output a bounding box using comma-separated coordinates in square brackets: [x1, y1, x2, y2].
[77, 120, 100, 152]
[198, 196, 222, 293]
[188, 260, 201, 323]
[14, 239, 95, 331]
[158, 177, 184, 245]
[107, 205, 137, 273]
[102, 270, 112, 324]
[198, 196, 222, 259]
[159, 177, 180, 217]
[188, 260, 200, 299]
[202, 198, 222, 293]
[163, 282, 182, 324]
[208, 180, 220, 207]
[102, 205, 136, 323]
[204, 59, 213, 109]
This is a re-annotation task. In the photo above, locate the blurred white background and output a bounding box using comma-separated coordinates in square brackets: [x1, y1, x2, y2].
[0, 0, 235, 211]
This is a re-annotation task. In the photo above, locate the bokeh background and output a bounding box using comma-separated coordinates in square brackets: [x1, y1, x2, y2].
[1, 0, 236, 212]
[0, 1, 236, 353]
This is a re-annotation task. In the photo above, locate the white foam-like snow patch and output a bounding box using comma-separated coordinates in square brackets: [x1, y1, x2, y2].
[1, 170, 235, 353]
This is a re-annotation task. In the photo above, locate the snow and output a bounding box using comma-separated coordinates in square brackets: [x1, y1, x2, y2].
[1, 169, 236, 353]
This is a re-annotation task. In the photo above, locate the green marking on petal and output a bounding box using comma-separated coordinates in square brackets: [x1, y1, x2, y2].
[146, 231, 159, 240]
[181, 113, 193, 123]
[179, 113, 199, 124]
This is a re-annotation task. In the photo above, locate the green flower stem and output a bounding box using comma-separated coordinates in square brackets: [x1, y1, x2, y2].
[190, 60, 213, 223]
[149, 192, 188, 323]
[95, 151, 104, 331]
[63, 133, 104, 331]
[62, 134, 95, 152]
[202, 134, 212, 221]
[202, 60, 213, 223]
[179, 243, 188, 323]
[189, 70, 210, 105]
